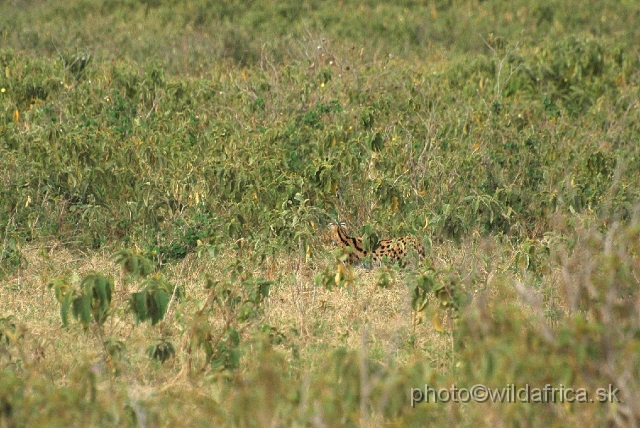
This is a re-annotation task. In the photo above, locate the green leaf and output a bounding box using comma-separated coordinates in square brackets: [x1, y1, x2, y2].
[72, 294, 92, 328]
[238, 303, 255, 322]
[147, 339, 175, 363]
[132, 291, 148, 323]
[152, 289, 169, 325]
[60, 292, 73, 328]
[370, 132, 384, 152]
[259, 281, 271, 299]
[227, 328, 240, 347]
[227, 347, 241, 370]
[129, 256, 139, 276]
[113, 249, 153, 278]
[93, 276, 107, 306]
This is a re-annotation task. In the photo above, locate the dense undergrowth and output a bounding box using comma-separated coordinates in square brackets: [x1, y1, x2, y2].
[1, 0, 640, 426]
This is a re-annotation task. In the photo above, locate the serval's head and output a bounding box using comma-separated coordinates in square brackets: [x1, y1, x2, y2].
[328, 221, 347, 244]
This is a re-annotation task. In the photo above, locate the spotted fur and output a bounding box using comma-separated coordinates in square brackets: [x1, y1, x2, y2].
[329, 223, 425, 266]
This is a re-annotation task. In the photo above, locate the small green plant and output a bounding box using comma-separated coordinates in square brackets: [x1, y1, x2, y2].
[376, 266, 394, 289]
[410, 266, 437, 331]
[187, 265, 272, 373]
[113, 249, 153, 278]
[48, 273, 114, 330]
[315, 249, 355, 290]
[0, 316, 14, 338]
[49, 249, 182, 370]
[0, 316, 17, 357]
[0, 233, 26, 281]
[147, 339, 175, 363]
[103, 337, 127, 375]
[130, 274, 181, 326]
[410, 266, 469, 333]
[114, 248, 182, 363]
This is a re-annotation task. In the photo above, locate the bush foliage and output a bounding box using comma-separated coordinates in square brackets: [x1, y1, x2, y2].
[1, 0, 640, 426]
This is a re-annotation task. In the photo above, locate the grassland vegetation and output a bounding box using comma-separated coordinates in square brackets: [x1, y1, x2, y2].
[1, 0, 640, 426]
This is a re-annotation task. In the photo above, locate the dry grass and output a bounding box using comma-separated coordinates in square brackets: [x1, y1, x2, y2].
[1, 234, 459, 373]
[2, 221, 638, 426]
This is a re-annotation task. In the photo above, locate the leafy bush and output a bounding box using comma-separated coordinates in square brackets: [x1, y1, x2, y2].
[48, 273, 114, 329]
[130, 274, 181, 326]
[1, 0, 640, 426]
